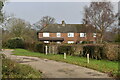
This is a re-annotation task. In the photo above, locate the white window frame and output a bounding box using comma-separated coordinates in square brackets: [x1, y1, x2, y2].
[57, 41, 61, 44]
[80, 41, 83, 43]
[68, 33, 74, 37]
[68, 41, 74, 44]
[80, 33, 86, 37]
[93, 33, 97, 37]
[43, 32, 49, 37]
[44, 41, 49, 43]
[56, 33, 61, 37]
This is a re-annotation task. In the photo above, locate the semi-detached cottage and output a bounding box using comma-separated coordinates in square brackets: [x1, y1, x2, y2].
[38, 21, 97, 44]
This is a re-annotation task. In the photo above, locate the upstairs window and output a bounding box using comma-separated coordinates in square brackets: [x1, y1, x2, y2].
[68, 33, 74, 37]
[93, 33, 97, 37]
[56, 33, 61, 37]
[80, 33, 86, 37]
[43, 33, 49, 37]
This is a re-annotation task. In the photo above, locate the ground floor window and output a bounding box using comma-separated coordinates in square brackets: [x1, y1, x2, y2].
[93, 41, 96, 44]
[57, 41, 61, 44]
[80, 41, 83, 43]
[44, 41, 49, 43]
[68, 41, 74, 44]
[93, 33, 97, 37]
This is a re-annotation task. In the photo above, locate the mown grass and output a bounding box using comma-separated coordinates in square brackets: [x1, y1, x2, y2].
[2, 54, 41, 78]
[12, 49, 120, 77]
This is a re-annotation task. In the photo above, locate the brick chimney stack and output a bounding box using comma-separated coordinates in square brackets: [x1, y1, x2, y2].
[62, 20, 65, 26]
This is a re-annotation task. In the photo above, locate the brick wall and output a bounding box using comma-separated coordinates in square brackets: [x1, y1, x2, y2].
[38, 32, 96, 43]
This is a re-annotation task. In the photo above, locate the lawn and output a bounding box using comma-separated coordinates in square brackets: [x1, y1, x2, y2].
[2, 54, 41, 78]
[12, 49, 119, 77]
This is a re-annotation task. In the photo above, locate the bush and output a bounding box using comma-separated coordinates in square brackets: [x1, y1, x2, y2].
[24, 42, 46, 53]
[58, 45, 74, 55]
[35, 43, 45, 53]
[115, 34, 120, 42]
[83, 44, 104, 60]
[2, 54, 41, 78]
[7, 37, 24, 49]
[81, 41, 88, 44]
[2, 42, 8, 48]
[104, 43, 119, 61]
[24, 42, 36, 51]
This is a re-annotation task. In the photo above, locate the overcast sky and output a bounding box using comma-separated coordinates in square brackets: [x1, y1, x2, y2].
[3, 1, 118, 24]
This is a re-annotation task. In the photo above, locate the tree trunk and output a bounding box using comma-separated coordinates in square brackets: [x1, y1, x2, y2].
[100, 33, 104, 43]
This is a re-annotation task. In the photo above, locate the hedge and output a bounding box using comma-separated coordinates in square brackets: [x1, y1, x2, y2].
[58, 45, 74, 55]
[24, 42, 46, 53]
[6, 37, 24, 49]
[35, 43, 45, 53]
[5, 38, 119, 61]
[83, 45, 105, 60]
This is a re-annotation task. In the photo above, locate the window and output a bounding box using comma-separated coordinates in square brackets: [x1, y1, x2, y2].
[80, 33, 86, 37]
[44, 41, 49, 43]
[56, 33, 61, 37]
[39, 33, 41, 38]
[93, 33, 97, 37]
[68, 33, 74, 37]
[57, 41, 61, 44]
[68, 41, 74, 44]
[93, 41, 96, 44]
[80, 41, 83, 43]
[43, 33, 49, 37]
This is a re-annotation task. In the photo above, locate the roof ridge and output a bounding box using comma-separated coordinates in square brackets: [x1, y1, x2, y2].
[39, 24, 96, 33]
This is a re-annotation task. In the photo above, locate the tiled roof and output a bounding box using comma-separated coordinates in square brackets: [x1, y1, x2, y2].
[39, 24, 97, 33]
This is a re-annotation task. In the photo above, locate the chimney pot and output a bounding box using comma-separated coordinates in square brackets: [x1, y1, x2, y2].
[62, 20, 65, 26]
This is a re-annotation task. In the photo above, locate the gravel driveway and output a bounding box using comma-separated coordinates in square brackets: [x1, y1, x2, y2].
[2, 49, 112, 78]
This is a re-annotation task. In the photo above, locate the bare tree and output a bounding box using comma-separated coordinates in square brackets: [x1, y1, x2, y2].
[4, 18, 37, 43]
[34, 16, 55, 30]
[83, 2, 117, 43]
[0, 0, 7, 23]
[0, 1, 4, 23]
[0, 0, 6, 50]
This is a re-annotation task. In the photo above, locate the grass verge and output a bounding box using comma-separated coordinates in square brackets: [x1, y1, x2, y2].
[2, 54, 41, 78]
[13, 49, 119, 77]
